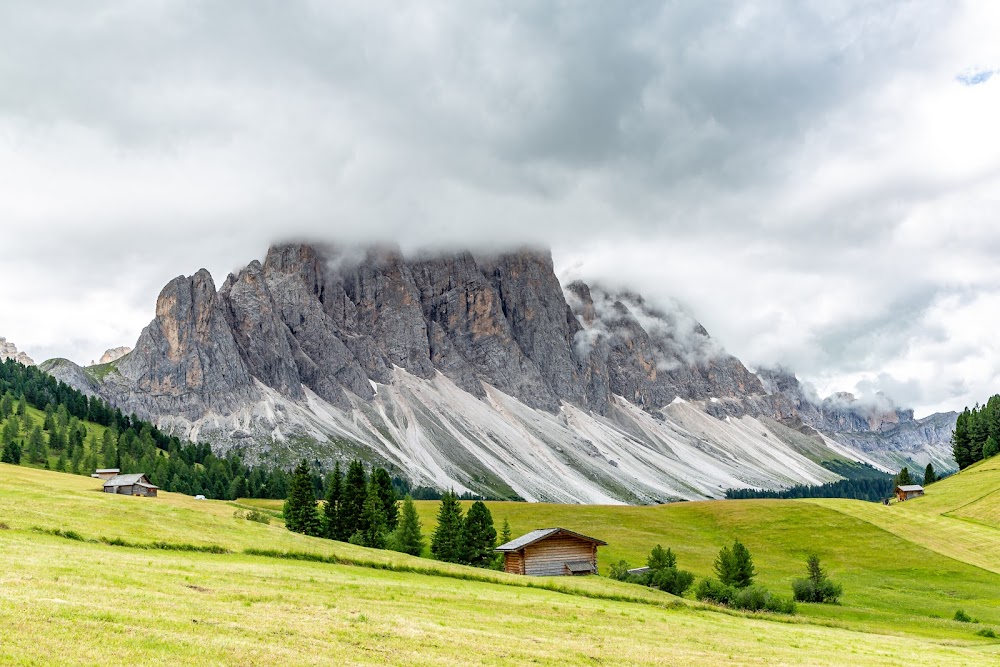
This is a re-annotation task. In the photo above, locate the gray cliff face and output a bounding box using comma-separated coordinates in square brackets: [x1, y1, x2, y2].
[114, 270, 259, 420]
[565, 283, 765, 412]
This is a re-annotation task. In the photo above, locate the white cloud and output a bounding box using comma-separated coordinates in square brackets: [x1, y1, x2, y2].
[1, 1, 999, 417]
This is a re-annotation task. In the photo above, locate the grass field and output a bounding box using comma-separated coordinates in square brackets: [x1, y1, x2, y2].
[3, 463, 1000, 665]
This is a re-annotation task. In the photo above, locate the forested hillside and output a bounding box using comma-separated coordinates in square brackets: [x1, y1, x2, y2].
[0, 359, 288, 499]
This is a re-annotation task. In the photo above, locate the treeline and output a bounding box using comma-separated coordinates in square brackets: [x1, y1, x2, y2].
[285, 459, 505, 568]
[0, 359, 287, 499]
[952, 396, 1000, 469]
[726, 477, 896, 502]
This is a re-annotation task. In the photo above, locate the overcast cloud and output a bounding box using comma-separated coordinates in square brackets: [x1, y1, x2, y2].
[2, 1, 999, 417]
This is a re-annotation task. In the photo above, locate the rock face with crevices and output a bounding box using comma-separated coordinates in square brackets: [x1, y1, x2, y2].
[41, 242, 958, 502]
[0, 337, 35, 366]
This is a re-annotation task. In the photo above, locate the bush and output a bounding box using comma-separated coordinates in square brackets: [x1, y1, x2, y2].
[975, 628, 997, 638]
[234, 509, 271, 525]
[696, 578, 736, 605]
[649, 567, 695, 596]
[954, 609, 976, 623]
[792, 555, 842, 603]
[609, 560, 631, 581]
[697, 579, 795, 615]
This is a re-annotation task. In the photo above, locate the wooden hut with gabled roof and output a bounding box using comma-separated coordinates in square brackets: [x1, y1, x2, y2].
[102, 473, 158, 498]
[495, 527, 606, 576]
[895, 484, 924, 502]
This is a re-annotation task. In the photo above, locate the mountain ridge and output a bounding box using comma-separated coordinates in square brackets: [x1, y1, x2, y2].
[40, 242, 958, 502]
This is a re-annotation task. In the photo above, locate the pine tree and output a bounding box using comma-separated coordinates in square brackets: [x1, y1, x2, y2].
[390, 496, 425, 556]
[984, 436, 1000, 459]
[461, 500, 497, 567]
[324, 461, 343, 540]
[340, 460, 367, 540]
[924, 463, 937, 485]
[647, 544, 678, 571]
[370, 467, 399, 530]
[431, 491, 465, 563]
[895, 467, 912, 487]
[353, 485, 387, 548]
[715, 539, 755, 588]
[283, 460, 322, 537]
[499, 517, 512, 545]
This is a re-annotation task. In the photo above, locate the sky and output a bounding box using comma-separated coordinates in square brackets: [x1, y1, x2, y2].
[2, 1, 1000, 417]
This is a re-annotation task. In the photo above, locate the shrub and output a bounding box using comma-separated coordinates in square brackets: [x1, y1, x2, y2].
[609, 560, 631, 581]
[234, 509, 271, 525]
[649, 567, 695, 597]
[975, 628, 997, 638]
[697, 579, 795, 615]
[696, 578, 736, 605]
[954, 609, 975, 623]
[792, 555, 842, 603]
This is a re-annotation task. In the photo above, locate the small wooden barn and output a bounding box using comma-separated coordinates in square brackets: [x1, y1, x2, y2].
[103, 473, 159, 498]
[91, 468, 121, 481]
[496, 527, 606, 576]
[895, 484, 924, 502]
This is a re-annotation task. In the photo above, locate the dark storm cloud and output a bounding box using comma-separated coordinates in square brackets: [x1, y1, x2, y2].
[1, 1, 999, 415]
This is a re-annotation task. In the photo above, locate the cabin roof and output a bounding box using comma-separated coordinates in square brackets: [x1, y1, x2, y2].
[896, 485, 924, 492]
[94, 468, 120, 473]
[495, 527, 607, 552]
[103, 473, 155, 488]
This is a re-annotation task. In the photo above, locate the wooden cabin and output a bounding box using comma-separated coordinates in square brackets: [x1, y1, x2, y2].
[91, 468, 121, 481]
[895, 484, 924, 502]
[496, 527, 606, 576]
[103, 473, 159, 498]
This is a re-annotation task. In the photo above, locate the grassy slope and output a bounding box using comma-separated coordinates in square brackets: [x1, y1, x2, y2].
[804, 456, 1000, 575]
[2, 464, 999, 665]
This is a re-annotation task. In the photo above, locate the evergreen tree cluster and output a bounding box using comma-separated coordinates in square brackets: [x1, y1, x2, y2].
[695, 540, 796, 614]
[725, 476, 896, 502]
[430, 492, 499, 568]
[284, 459, 426, 555]
[0, 359, 286, 500]
[952, 396, 1000, 469]
[609, 544, 695, 596]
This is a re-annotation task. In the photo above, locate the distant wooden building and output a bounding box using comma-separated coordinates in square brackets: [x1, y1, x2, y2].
[103, 473, 158, 498]
[91, 468, 121, 481]
[895, 484, 924, 502]
[496, 528, 606, 576]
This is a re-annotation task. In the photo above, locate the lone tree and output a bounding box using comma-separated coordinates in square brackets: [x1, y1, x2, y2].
[644, 544, 694, 596]
[461, 500, 497, 568]
[499, 517, 512, 545]
[792, 554, 843, 603]
[284, 460, 322, 537]
[923, 463, 937, 485]
[431, 491, 464, 563]
[390, 496, 425, 556]
[714, 539, 755, 588]
[895, 467, 913, 487]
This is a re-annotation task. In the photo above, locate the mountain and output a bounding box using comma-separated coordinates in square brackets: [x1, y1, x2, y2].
[94, 346, 132, 365]
[40, 243, 957, 503]
[0, 336, 35, 366]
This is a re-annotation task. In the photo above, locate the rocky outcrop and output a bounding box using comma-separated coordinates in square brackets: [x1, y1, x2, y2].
[96, 347, 131, 365]
[112, 270, 259, 420]
[0, 337, 35, 366]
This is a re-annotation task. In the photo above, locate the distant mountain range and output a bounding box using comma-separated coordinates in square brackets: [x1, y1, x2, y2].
[39, 243, 957, 503]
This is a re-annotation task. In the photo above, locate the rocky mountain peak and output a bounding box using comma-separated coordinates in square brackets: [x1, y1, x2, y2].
[0, 336, 35, 366]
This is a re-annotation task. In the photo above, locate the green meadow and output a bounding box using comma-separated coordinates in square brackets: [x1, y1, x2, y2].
[3, 462, 1000, 665]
